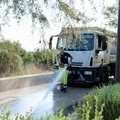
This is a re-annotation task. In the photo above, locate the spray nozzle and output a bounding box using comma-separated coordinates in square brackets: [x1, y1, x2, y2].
[64, 64, 68, 67]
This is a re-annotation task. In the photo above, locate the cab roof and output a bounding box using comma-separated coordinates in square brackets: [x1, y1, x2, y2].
[60, 27, 105, 36]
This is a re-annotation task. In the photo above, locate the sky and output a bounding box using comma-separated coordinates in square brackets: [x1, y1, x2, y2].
[0, 0, 117, 51]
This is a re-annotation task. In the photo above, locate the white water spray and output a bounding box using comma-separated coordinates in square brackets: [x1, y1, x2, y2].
[32, 65, 68, 111]
[4, 65, 68, 118]
[40, 65, 67, 103]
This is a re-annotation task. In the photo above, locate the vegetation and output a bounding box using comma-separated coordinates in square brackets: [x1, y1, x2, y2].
[103, 0, 118, 29]
[74, 84, 120, 120]
[0, 106, 72, 120]
[0, 40, 55, 77]
[0, 0, 90, 38]
[0, 40, 23, 77]
[0, 0, 111, 42]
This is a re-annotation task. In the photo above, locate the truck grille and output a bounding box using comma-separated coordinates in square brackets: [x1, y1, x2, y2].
[71, 62, 83, 66]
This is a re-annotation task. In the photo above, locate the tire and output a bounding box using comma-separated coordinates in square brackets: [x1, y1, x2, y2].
[100, 68, 109, 83]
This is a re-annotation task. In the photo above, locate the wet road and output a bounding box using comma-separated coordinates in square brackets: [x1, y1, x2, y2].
[0, 82, 92, 119]
[0, 70, 115, 119]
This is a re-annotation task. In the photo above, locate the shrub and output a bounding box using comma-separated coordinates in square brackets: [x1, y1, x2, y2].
[40, 110, 72, 120]
[0, 40, 24, 77]
[0, 105, 34, 120]
[74, 84, 120, 120]
[0, 50, 23, 77]
[0, 105, 72, 120]
[24, 52, 35, 64]
[33, 49, 55, 68]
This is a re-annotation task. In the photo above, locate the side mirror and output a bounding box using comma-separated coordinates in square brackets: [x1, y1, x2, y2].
[49, 37, 53, 50]
[102, 36, 107, 51]
[102, 41, 107, 51]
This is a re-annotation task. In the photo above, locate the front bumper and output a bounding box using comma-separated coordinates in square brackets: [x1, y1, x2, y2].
[67, 67, 100, 84]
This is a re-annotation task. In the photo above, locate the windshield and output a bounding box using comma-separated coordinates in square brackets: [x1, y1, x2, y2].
[57, 33, 94, 51]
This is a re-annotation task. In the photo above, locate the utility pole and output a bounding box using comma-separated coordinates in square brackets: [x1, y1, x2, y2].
[115, 0, 120, 83]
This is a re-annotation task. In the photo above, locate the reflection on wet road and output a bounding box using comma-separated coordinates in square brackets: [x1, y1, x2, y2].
[0, 85, 92, 119]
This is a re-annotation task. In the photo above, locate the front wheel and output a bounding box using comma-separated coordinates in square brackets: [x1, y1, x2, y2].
[100, 68, 109, 83]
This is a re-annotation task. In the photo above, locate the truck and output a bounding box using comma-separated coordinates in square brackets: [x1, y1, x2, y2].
[49, 27, 116, 84]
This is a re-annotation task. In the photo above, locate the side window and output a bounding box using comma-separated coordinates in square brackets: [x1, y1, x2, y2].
[96, 35, 107, 50]
[56, 37, 67, 50]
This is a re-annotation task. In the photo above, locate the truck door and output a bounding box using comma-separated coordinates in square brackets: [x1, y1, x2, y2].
[94, 34, 103, 66]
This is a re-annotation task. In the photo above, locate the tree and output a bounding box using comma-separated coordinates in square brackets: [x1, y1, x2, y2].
[13, 41, 26, 62]
[0, 40, 23, 77]
[0, 0, 101, 38]
[103, 0, 120, 83]
[103, 1, 118, 29]
[0, 0, 112, 50]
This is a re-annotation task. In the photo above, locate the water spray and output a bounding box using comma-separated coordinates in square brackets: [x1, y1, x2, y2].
[39, 65, 68, 104]
[6, 65, 68, 118]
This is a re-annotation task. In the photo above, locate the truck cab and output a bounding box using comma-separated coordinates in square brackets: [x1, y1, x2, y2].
[49, 28, 115, 84]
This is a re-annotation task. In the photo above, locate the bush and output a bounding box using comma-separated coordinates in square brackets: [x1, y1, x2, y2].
[24, 52, 35, 64]
[74, 84, 120, 120]
[0, 50, 23, 77]
[33, 49, 55, 68]
[0, 40, 24, 77]
[0, 105, 72, 120]
[40, 110, 72, 120]
[0, 105, 34, 120]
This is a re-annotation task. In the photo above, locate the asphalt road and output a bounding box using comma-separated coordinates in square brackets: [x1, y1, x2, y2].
[0, 85, 92, 119]
[0, 72, 114, 119]
[0, 73, 93, 119]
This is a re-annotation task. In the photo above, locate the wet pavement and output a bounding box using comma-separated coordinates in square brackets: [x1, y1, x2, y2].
[0, 69, 114, 119]
[0, 83, 92, 119]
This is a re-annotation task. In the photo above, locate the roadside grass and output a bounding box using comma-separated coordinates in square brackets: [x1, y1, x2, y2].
[0, 63, 53, 78]
[22, 63, 52, 75]
[0, 84, 120, 120]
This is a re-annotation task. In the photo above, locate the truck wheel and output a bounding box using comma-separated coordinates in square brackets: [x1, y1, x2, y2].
[100, 68, 109, 83]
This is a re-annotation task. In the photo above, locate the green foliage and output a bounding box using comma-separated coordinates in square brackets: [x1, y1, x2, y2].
[34, 49, 55, 68]
[116, 117, 120, 120]
[58, 1, 79, 21]
[0, 40, 23, 77]
[24, 52, 35, 64]
[75, 84, 120, 120]
[0, 0, 96, 34]
[0, 105, 11, 120]
[0, 40, 16, 53]
[33, 51, 42, 64]
[0, 0, 49, 25]
[0, 105, 72, 120]
[103, 2, 118, 28]
[0, 40, 55, 77]
[0, 105, 34, 120]
[40, 110, 71, 120]
[0, 51, 23, 77]
[13, 41, 26, 62]
[74, 96, 104, 120]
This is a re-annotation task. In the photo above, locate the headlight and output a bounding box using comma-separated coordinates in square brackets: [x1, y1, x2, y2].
[84, 71, 92, 75]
